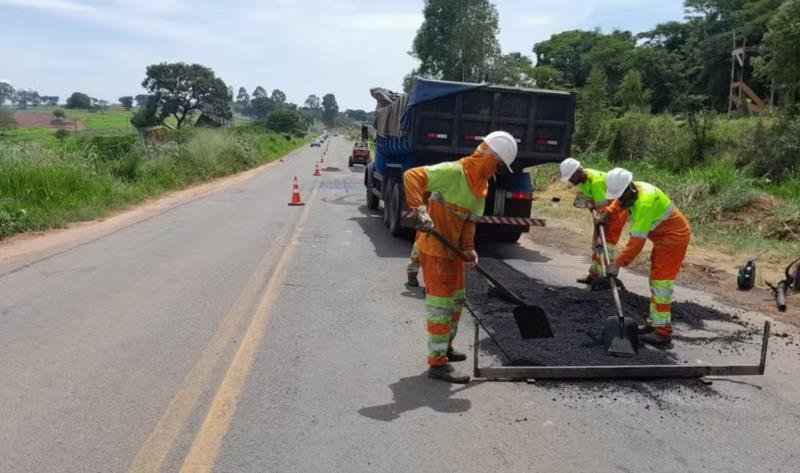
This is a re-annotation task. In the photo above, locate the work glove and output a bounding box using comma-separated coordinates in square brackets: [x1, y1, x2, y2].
[593, 238, 604, 255]
[464, 250, 479, 269]
[606, 263, 620, 278]
[594, 211, 610, 227]
[573, 196, 594, 210]
[414, 206, 434, 232]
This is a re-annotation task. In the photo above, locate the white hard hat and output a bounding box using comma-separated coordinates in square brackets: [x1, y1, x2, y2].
[560, 158, 581, 182]
[606, 168, 634, 199]
[483, 131, 517, 170]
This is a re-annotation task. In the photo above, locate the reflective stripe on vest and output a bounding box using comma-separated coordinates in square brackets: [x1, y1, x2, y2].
[429, 193, 481, 222]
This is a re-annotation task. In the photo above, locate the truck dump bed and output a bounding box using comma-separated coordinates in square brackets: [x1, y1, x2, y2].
[373, 78, 576, 171]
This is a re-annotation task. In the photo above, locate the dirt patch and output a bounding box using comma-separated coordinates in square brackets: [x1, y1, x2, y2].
[13, 111, 84, 130]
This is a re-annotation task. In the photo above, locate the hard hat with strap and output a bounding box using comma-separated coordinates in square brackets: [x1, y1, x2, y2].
[483, 131, 518, 170]
[560, 158, 581, 182]
[606, 168, 634, 200]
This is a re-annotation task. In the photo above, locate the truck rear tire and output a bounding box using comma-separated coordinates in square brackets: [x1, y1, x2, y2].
[495, 231, 523, 244]
[365, 169, 379, 210]
[382, 179, 394, 227]
[389, 184, 414, 240]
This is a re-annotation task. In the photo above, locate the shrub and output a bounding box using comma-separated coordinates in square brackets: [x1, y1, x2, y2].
[54, 129, 70, 140]
[739, 116, 800, 182]
[79, 134, 138, 161]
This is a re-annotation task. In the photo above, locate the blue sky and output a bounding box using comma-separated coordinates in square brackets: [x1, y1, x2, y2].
[0, 0, 685, 110]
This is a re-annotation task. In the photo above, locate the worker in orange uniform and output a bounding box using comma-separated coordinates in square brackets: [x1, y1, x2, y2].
[559, 158, 629, 284]
[597, 168, 691, 345]
[404, 131, 518, 383]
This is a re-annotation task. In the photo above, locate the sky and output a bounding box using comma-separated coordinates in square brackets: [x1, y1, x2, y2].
[0, 0, 685, 111]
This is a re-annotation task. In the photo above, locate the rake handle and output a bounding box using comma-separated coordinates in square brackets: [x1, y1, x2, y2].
[425, 228, 525, 306]
[596, 220, 626, 322]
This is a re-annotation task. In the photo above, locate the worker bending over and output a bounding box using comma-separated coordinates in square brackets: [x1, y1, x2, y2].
[560, 158, 629, 284]
[597, 168, 691, 345]
[404, 131, 518, 383]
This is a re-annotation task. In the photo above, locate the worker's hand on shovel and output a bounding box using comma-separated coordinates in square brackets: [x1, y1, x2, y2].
[414, 206, 434, 232]
[464, 250, 479, 270]
[606, 262, 620, 278]
[594, 210, 610, 227]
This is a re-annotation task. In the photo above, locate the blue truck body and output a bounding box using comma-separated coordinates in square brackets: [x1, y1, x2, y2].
[365, 79, 576, 242]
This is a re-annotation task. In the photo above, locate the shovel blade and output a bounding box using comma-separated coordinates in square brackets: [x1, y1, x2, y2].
[513, 305, 554, 339]
[602, 316, 639, 356]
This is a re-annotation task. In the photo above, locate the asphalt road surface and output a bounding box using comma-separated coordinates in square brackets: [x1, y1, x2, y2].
[1, 137, 798, 472]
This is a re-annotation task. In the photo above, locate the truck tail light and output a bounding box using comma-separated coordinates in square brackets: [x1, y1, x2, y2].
[509, 192, 533, 200]
[426, 133, 448, 140]
[536, 138, 559, 146]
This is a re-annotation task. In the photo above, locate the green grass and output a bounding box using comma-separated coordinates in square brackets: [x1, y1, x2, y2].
[0, 128, 308, 239]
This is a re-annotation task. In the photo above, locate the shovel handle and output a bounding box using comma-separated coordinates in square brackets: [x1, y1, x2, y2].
[425, 228, 525, 306]
[597, 224, 626, 321]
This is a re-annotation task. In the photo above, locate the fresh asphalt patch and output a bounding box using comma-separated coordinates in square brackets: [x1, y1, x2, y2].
[464, 258, 768, 408]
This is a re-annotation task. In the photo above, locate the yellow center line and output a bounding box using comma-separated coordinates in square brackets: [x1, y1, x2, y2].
[127, 191, 308, 473]
[179, 183, 319, 473]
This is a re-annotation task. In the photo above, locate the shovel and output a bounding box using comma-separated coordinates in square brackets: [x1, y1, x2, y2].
[425, 229, 554, 339]
[597, 224, 639, 356]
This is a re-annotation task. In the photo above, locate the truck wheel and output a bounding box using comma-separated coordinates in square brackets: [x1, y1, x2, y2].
[365, 169, 379, 210]
[348, 157, 353, 167]
[389, 184, 414, 239]
[382, 179, 394, 227]
[495, 231, 523, 244]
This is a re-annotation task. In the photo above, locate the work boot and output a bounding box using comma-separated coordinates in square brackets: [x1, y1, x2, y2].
[447, 348, 467, 362]
[639, 331, 672, 345]
[428, 364, 470, 384]
[407, 271, 419, 288]
[638, 325, 654, 335]
[576, 275, 596, 285]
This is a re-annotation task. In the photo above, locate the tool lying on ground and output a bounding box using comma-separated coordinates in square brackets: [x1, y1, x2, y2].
[767, 257, 800, 312]
[597, 223, 639, 356]
[737, 250, 767, 291]
[424, 228, 554, 339]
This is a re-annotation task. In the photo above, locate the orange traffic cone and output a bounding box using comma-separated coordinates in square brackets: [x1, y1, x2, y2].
[288, 176, 305, 206]
[313, 162, 321, 176]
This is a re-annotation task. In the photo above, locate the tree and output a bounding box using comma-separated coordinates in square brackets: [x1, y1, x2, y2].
[0, 82, 13, 106]
[490, 52, 534, 87]
[135, 94, 150, 108]
[321, 93, 338, 127]
[53, 109, 66, 121]
[533, 30, 602, 88]
[41, 95, 59, 106]
[13, 89, 39, 110]
[246, 97, 276, 119]
[345, 109, 368, 122]
[271, 89, 286, 107]
[66, 92, 92, 109]
[252, 86, 268, 98]
[130, 97, 160, 129]
[141, 62, 231, 129]
[0, 107, 17, 133]
[575, 66, 611, 150]
[616, 70, 652, 112]
[236, 87, 250, 106]
[119, 96, 134, 110]
[411, 0, 501, 83]
[758, 0, 800, 113]
[529, 65, 566, 89]
[265, 109, 305, 134]
[304, 94, 321, 110]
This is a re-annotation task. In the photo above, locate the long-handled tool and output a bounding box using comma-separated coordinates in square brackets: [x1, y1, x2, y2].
[767, 257, 800, 312]
[425, 228, 553, 339]
[597, 224, 639, 356]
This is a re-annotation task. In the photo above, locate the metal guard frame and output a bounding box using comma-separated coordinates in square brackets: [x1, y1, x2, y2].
[469, 304, 770, 381]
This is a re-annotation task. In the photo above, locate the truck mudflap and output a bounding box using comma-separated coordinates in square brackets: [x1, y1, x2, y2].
[401, 210, 545, 228]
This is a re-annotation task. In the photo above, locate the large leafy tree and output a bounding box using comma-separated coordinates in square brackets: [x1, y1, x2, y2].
[252, 86, 268, 99]
[0, 82, 13, 106]
[141, 62, 231, 129]
[321, 93, 338, 127]
[236, 87, 250, 106]
[66, 92, 92, 109]
[118, 96, 134, 110]
[271, 89, 286, 107]
[490, 52, 534, 87]
[304, 94, 321, 110]
[533, 30, 602, 88]
[757, 0, 800, 113]
[14, 89, 40, 109]
[411, 0, 500, 83]
[265, 109, 305, 134]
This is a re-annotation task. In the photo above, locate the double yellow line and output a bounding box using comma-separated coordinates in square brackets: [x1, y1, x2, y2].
[129, 184, 319, 473]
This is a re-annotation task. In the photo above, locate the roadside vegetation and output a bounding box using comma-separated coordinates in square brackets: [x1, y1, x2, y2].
[0, 128, 306, 238]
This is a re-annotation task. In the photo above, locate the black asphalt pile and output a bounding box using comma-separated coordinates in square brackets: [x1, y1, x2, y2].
[466, 258, 755, 367]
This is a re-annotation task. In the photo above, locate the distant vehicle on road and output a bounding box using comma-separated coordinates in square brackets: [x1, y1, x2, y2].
[310, 140, 321, 147]
[349, 142, 370, 167]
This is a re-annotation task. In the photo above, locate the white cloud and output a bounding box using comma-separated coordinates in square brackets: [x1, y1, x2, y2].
[330, 13, 423, 32]
[520, 15, 554, 27]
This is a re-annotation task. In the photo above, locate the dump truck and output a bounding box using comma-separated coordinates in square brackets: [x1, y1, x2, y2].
[365, 78, 576, 242]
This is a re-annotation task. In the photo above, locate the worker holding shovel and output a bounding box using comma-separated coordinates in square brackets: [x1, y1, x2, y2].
[597, 168, 692, 345]
[404, 132, 518, 384]
[559, 158, 629, 285]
